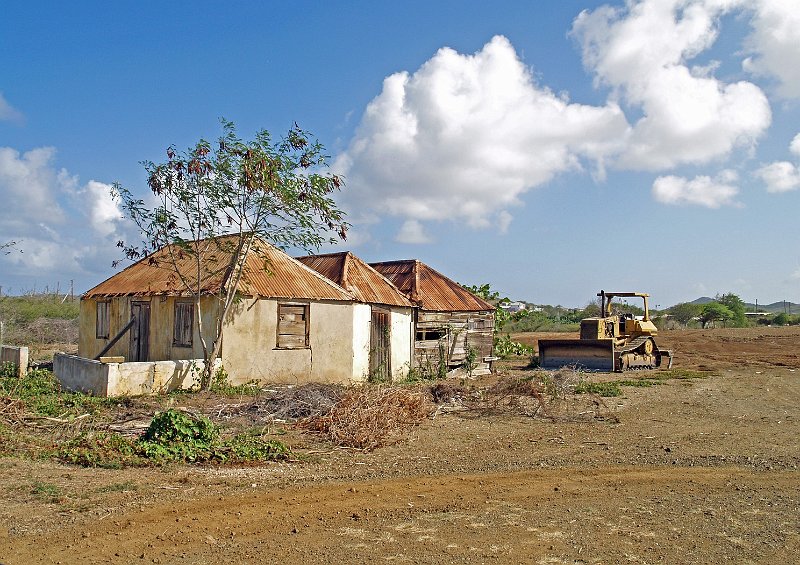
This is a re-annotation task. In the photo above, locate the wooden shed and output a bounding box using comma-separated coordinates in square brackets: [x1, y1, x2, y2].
[370, 260, 495, 375]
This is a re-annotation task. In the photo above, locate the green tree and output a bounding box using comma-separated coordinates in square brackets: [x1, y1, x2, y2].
[772, 312, 790, 326]
[115, 120, 347, 389]
[667, 302, 702, 325]
[699, 302, 734, 328]
[462, 283, 509, 331]
[715, 292, 747, 327]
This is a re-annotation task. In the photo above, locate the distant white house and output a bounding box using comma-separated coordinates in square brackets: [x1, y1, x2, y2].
[499, 300, 527, 313]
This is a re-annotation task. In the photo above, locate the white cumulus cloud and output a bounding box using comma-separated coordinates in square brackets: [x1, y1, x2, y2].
[0, 145, 125, 281]
[0, 92, 23, 124]
[0, 147, 66, 231]
[790, 133, 800, 157]
[572, 0, 771, 170]
[754, 133, 800, 193]
[754, 162, 800, 193]
[334, 35, 630, 234]
[395, 219, 432, 244]
[81, 180, 124, 237]
[743, 0, 800, 99]
[652, 169, 740, 207]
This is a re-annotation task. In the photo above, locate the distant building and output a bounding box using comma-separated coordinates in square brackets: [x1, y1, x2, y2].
[499, 301, 527, 313]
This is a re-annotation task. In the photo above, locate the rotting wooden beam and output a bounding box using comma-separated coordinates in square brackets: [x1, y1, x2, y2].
[93, 317, 135, 360]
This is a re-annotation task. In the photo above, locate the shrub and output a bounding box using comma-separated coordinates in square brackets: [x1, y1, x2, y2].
[494, 334, 533, 358]
[772, 313, 790, 326]
[58, 409, 292, 467]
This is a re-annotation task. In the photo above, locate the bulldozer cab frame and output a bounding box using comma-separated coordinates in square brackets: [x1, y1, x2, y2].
[599, 291, 650, 322]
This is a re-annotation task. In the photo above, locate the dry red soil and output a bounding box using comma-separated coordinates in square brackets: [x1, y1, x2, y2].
[1, 326, 798, 564]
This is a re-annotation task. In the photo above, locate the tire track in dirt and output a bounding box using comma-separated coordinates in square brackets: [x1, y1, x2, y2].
[2, 465, 797, 564]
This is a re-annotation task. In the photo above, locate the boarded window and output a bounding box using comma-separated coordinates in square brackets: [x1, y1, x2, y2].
[277, 303, 309, 349]
[469, 319, 487, 330]
[96, 301, 110, 339]
[173, 302, 194, 347]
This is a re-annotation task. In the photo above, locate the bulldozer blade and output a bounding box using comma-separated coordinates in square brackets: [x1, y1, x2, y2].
[538, 339, 616, 372]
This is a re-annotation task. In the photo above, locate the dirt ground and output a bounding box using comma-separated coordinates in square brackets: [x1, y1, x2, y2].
[1, 326, 798, 564]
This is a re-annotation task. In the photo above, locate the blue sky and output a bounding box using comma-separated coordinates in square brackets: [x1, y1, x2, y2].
[1, 0, 799, 308]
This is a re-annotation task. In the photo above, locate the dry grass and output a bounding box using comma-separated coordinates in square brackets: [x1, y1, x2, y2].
[476, 376, 549, 417]
[433, 367, 617, 423]
[299, 386, 433, 451]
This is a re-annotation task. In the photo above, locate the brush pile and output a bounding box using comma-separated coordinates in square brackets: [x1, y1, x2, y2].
[300, 386, 433, 451]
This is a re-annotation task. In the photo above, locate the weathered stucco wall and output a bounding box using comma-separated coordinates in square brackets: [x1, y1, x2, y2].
[79, 296, 219, 362]
[77, 293, 414, 387]
[1, 345, 29, 377]
[351, 304, 372, 382]
[55, 353, 213, 397]
[389, 308, 413, 380]
[221, 298, 358, 384]
[349, 305, 414, 383]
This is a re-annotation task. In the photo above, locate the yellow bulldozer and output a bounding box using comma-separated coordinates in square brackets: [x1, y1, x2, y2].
[538, 291, 673, 372]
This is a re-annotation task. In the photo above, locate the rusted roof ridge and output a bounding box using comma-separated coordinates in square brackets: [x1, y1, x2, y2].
[277, 250, 356, 300]
[84, 236, 356, 302]
[370, 259, 494, 312]
[296, 252, 413, 308]
[341, 252, 350, 291]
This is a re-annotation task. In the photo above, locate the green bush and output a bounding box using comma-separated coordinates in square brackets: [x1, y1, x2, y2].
[772, 313, 790, 326]
[57, 409, 292, 467]
[494, 334, 533, 358]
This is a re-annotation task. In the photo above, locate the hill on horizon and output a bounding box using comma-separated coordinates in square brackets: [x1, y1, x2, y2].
[682, 297, 798, 314]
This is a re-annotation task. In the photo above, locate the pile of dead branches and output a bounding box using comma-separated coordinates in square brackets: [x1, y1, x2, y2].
[475, 376, 548, 417]
[217, 383, 345, 423]
[423, 367, 609, 422]
[0, 395, 26, 428]
[299, 386, 433, 451]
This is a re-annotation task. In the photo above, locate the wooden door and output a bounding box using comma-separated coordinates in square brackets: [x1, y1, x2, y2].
[370, 309, 391, 382]
[129, 301, 150, 362]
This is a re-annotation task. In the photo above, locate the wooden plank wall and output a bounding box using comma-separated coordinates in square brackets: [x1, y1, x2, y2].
[414, 310, 494, 372]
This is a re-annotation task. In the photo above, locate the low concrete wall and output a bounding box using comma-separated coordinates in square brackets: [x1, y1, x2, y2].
[1, 345, 29, 377]
[54, 353, 216, 397]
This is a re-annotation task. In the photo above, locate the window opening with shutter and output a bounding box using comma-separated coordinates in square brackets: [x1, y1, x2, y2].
[173, 301, 194, 347]
[277, 303, 309, 349]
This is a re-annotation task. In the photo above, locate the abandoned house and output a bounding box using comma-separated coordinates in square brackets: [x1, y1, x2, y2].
[57, 236, 413, 396]
[296, 251, 415, 382]
[370, 260, 495, 375]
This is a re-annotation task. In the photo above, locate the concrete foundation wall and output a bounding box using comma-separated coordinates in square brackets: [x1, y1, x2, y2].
[55, 353, 214, 397]
[1, 345, 29, 377]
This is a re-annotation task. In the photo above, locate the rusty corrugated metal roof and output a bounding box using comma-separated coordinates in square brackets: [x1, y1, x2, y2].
[84, 235, 354, 302]
[297, 252, 413, 308]
[370, 260, 494, 312]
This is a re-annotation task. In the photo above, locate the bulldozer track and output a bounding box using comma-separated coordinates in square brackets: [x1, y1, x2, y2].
[618, 336, 653, 354]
